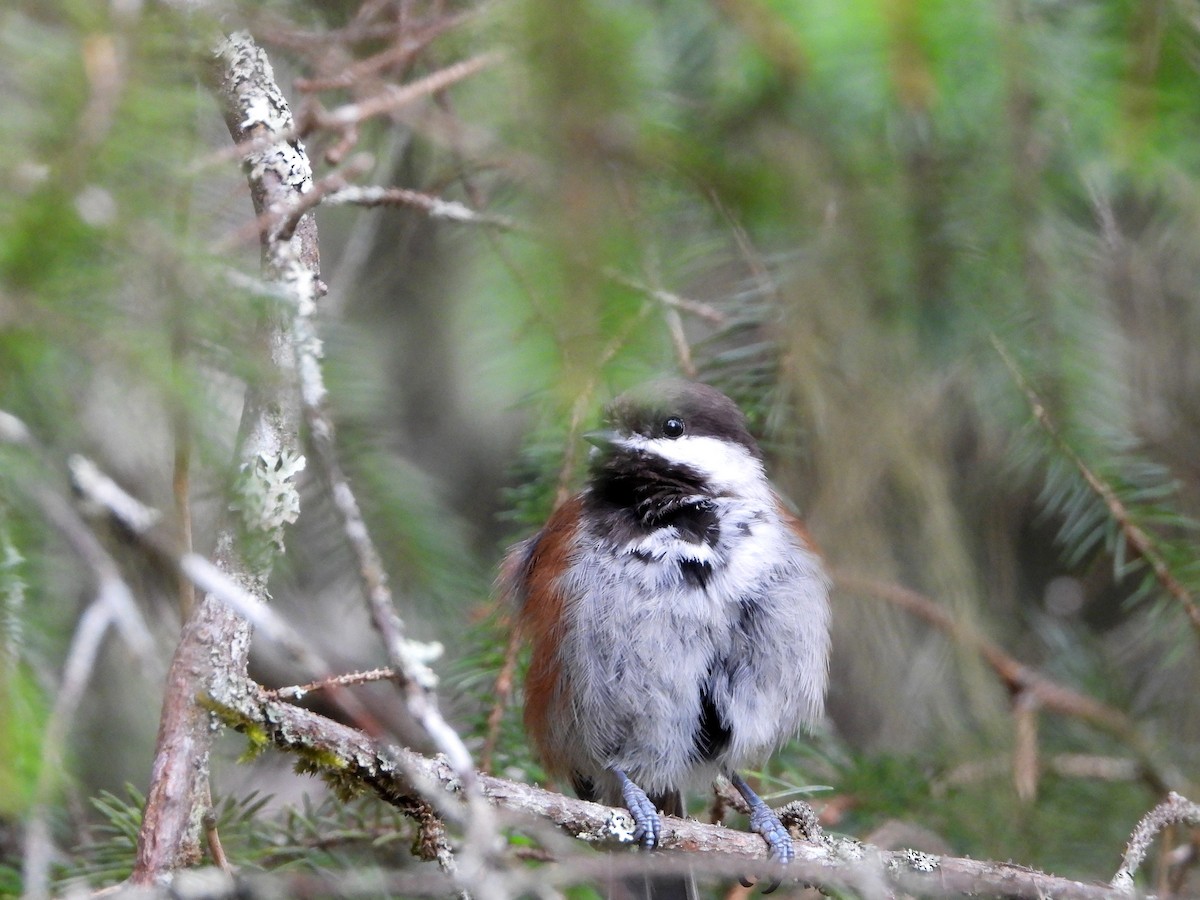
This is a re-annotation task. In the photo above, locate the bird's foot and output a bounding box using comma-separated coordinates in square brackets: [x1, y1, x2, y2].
[731, 772, 792, 893]
[613, 767, 661, 850]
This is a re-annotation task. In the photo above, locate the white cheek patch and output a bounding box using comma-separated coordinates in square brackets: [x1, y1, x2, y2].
[628, 434, 768, 499]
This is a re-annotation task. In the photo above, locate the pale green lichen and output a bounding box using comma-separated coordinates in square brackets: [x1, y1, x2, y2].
[230, 449, 306, 568]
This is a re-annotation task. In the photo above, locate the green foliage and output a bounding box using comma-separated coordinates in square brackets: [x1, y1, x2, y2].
[68, 787, 270, 889]
[0, 664, 47, 819]
[70, 786, 442, 891]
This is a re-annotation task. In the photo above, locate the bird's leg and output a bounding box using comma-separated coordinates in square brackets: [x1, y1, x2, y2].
[612, 767, 661, 850]
[730, 771, 791, 893]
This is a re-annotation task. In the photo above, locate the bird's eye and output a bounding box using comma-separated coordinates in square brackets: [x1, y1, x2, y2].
[662, 416, 685, 439]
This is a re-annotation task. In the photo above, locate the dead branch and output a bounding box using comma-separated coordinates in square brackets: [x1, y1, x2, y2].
[199, 51, 501, 171]
[481, 622, 523, 775]
[834, 570, 1184, 797]
[208, 28, 497, 893]
[322, 184, 520, 228]
[318, 185, 727, 327]
[1112, 792, 1200, 892]
[291, 12, 473, 93]
[0, 419, 156, 900]
[266, 666, 398, 700]
[198, 673, 1136, 900]
[131, 29, 317, 882]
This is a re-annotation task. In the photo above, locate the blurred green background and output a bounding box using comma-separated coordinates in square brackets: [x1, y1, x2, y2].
[3, 0, 1200, 894]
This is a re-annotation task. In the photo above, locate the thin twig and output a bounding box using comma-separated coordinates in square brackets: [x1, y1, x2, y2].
[0, 424, 156, 900]
[992, 334, 1200, 641]
[292, 300, 474, 781]
[266, 666, 397, 701]
[553, 304, 656, 505]
[323, 184, 520, 229]
[292, 12, 474, 93]
[62, 451, 383, 734]
[481, 623, 522, 775]
[1112, 792, 1200, 892]
[170, 333, 197, 620]
[215, 153, 375, 252]
[598, 265, 726, 325]
[196, 52, 501, 171]
[834, 570, 1182, 796]
[202, 809, 232, 876]
[24, 577, 155, 900]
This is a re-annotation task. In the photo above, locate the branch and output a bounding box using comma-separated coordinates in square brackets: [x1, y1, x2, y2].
[0, 425, 156, 900]
[209, 28, 498, 892]
[323, 184, 520, 229]
[834, 570, 1184, 797]
[132, 29, 317, 882]
[61, 451, 384, 733]
[201, 52, 502, 171]
[992, 335, 1200, 642]
[264, 181, 727, 328]
[1112, 792, 1200, 892]
[290, 174, 497, 891]
[199, 674, 1132, 900]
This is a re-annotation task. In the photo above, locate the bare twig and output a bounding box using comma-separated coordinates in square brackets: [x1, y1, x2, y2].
[992, 334, 1200, 641]
[293, 267, 474, 784]
[266, 666, 397, 700]
[939, 753, 1146, 791]
[318, 179, 727, 334]
[216, 153, 376, 252]
[292, 12, 474, 94]
[198, 52, 501, 171]
[323, 184, 519, 228]
[551, 304, 656, 505]
[1112, 792, 1200, 892]
[1012, 689, 1040, 803]
[170, 335, 196, 620]
[597, 265, 726, 325]
[309, 52, 501, 130]
[0, 420, 156, 900]
[834, 570, 1183, 796]
[62, 450, 385, 737]
[23, 570, 155, 899]
[202, 809, 232, 876]
[481, 622, 522, 775]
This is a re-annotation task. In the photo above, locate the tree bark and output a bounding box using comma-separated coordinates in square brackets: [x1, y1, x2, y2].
[132, 31, 317, 882]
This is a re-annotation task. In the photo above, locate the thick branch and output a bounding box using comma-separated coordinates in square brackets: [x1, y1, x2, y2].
[133, 30, 315, 882]
[201, 675, 1131, 900]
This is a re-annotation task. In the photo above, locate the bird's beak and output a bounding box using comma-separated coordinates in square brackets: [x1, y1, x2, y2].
[583, 429, 621, 451]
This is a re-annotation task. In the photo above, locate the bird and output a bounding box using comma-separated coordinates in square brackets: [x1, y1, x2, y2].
[500, 379, 831, 896]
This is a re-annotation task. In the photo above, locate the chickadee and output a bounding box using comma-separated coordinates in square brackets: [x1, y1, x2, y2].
[502, 380, 830, 889]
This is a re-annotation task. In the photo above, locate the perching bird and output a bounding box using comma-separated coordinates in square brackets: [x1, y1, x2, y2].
[501, 379, 830, 896]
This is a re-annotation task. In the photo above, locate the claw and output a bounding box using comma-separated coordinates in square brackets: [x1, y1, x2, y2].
[746, 794, 794, 864]
[738, 874, 782, 893]
[731, 771, 792, 892]
[730, 771, 794, 864]
[613, 768, 661, 850]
